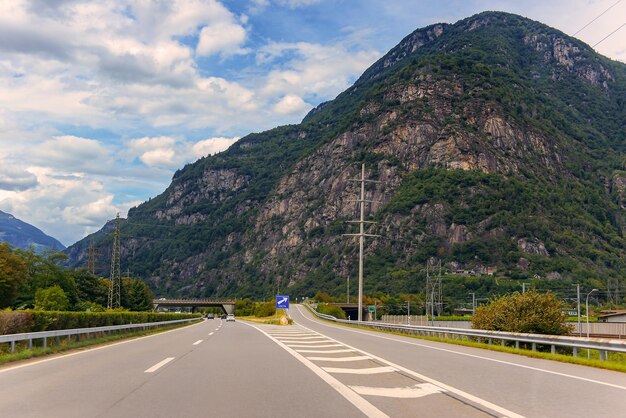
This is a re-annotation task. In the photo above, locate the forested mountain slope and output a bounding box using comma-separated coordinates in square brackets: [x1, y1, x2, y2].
[66, 12, 626, 301]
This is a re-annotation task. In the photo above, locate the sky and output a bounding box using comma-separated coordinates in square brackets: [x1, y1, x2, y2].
[0, 0, 624, 246]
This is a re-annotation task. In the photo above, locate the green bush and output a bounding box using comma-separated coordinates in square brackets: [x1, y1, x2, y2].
[472, 291, 570, 335]
[254, 301, 276, 317]
[316, 303, 347, 320]
[34, 286, 69, 311]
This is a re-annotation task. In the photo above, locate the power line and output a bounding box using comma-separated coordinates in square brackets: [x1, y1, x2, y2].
[572, 0, 622, 36]
[593, 22, 626, 47]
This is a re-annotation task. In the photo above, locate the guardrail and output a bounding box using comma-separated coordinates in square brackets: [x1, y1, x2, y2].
[305, 305, 626, 361]
[0, 318, 200, 354]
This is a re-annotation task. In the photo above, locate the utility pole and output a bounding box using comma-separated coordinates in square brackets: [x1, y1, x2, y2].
[471, 292, 476, 315]
[347, 276, 350, 304]
[343, 164, 381, 321]
[522, 282, 529, 293]
[108, 213, 121, 309]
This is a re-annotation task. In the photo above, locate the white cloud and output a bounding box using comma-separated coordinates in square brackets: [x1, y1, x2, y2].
[192, 136, 239, 157]
[273, 94, 311, 115]
[32, 135, 114, 174]
[196, 22, 248, 57]
[0, 164, 38, 191]
[259, 41, 380, 100]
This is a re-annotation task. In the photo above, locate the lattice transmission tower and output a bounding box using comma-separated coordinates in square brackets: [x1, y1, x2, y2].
[425, 258, 443, 321]
[107, 213, 122, 309]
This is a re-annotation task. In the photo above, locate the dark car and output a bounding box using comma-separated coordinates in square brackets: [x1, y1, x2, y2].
[220, 314, 227, 319]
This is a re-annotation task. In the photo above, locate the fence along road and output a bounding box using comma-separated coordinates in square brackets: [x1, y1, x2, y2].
[292, 304, 626, 418]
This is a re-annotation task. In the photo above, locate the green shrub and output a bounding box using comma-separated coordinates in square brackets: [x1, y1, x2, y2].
[254, 301, 276, 317]
[472, 291, 570, 335]
[316, 303, 347, 319]
[34, 286, 69, 311]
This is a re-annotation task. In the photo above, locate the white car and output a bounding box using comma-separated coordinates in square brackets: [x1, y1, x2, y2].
[226, 314, 235, 322]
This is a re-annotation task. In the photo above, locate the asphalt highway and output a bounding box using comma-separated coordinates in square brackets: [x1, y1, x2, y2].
[0, 308, 624, 417]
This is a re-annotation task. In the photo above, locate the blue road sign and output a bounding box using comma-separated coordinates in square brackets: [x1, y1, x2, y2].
[276, 295, 290, 309]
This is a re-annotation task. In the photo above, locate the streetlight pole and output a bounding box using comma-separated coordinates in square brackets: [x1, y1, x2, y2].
[575, 284, 581, 337]
[470, 292, 476, 315]
[407, 300, 410, 324]
[586, 288, 598, 359]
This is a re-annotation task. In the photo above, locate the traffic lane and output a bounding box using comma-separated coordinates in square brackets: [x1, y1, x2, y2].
[293, 306, 626, 418]
[0, 319, 220, 418]
[103, 320, 365, 418]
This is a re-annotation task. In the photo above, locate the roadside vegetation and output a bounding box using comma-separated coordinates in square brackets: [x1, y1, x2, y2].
[0, 319, 200, 366]
[0, 243, 153, 313]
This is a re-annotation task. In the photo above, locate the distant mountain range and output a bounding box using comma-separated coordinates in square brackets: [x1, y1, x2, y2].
[66, 12, 625, 300]
[0, 210, 65, 252]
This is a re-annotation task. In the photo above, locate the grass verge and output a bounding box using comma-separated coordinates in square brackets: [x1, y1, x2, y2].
[0, 320, 202, 367]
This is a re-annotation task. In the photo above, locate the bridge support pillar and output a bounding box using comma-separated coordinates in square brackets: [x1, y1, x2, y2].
[222, 304, 235, 314]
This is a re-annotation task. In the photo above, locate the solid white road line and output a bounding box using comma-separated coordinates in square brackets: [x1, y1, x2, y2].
[350, 383, 444, 399]
[144, 357, 175, 373]
[243, 322, 389, 418]
[307, 355, 372, 362]
[296, 305, 626, 392]
[322, 366, 397, 375]
[295, 349, 355, 354]
[193, 340, 203, 345]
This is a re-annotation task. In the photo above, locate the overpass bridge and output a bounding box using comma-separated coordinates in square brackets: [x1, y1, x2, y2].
[153, 298, 236, 314]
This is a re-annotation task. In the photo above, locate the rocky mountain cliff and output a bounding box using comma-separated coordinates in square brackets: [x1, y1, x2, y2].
[66, 12, 626, 300]
[0, 210, 65, 252]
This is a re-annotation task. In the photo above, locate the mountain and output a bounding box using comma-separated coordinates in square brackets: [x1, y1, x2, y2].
[0, 210, 65, 252]
[66, 12, 626, 301]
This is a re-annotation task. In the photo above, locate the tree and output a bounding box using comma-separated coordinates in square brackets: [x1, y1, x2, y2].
[0, 243, 28, 308]
[125, 279, 154, 311]
[73, 269, 108, 307]
[34, 285, 69, 311]
[14, 248, 77, 309]
[472, 291, 570, 335]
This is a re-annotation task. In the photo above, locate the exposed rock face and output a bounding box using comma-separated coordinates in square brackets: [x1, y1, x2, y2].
[155, 169, 248, 222]
[517, 238, 549, 257]
[612, 173, 626, 209]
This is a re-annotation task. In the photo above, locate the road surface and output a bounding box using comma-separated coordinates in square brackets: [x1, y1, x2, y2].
[0, 307, 624, 417]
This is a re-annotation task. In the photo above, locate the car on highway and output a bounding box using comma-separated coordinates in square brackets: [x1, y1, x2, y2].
[226, 314, 235, 322]
[206, 313, 215, 319]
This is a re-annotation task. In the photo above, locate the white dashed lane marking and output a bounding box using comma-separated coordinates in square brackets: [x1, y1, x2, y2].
[144, 357, 175, 373]
[193, 340, 203, 345]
